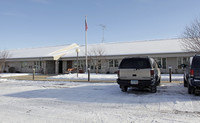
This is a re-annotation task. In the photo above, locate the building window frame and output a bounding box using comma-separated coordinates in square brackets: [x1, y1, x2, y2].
[34, 61, 42, 69]
[154, 57, 167, 69]
[109, 59, 119, 68]
[177, 57, 189, 69]
[109, 60, 113, 67]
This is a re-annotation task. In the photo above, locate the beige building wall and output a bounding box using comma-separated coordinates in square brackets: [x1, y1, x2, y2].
[5, 61, 47, 73]
[4, 61, 35, 73]
[166, 57, 177, 73]
[62, 54, 191, 74]
[3, 52, 193, 74]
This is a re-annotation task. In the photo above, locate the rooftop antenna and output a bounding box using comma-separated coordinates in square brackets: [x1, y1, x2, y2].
[99, 24, 106, 43]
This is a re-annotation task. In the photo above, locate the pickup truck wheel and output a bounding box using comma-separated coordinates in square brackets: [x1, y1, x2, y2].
[121, 86, 128, 92]
[150, 85, 157, 93]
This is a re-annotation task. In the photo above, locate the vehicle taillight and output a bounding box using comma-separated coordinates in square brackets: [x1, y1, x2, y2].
[150, 70, 154, 77]
[190, 69, 194, 77]
[117, 70, 120, 77]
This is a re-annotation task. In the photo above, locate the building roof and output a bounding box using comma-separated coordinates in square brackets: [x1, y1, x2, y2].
[5, 38, 186, 60]
[8, 43, 78, 60]
[62, 38, 185, 58]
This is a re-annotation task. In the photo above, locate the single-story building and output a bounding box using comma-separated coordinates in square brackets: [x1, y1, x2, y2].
[3, 43, 78, 74]
[1, 38, 194, 74]
[61, 38, 193, 74]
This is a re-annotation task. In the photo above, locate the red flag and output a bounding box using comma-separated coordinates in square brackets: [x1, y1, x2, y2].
[85, 17, 88, 31]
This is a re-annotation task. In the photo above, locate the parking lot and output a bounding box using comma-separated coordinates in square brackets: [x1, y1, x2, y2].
[0, 77, 200, 123]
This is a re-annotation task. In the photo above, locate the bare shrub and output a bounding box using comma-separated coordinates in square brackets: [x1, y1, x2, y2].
[88, 47, 106, 74]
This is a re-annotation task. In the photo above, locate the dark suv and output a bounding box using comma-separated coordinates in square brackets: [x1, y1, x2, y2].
[117, 57, 161, 93]
[183, 55, 200, 94]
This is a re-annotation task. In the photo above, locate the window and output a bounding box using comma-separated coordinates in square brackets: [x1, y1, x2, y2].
[154, 58, 166, 69]
[34, 61, 42, 69]
[119, 58, 151, 69]
[177, 57, 189, 69]
[72, 61, 77, 68]
[98, 60, 101, 70]
[109, 60, 113, 67]
[88, 60, 101, 70]
[109, 59, 119, 67]
[73, 60, 85, 69]
[80, 60, 83, 68]
[114, 60, 119, 67]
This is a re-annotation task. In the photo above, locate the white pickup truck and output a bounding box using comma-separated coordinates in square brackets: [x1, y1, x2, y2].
[117, 57, 161, 93]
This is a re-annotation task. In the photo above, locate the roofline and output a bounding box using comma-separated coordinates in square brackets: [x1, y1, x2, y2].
[78, 38, 182, 47]
[61, 51, 193, 59]
[7, 43, 77, 51]
[6, 56, 54, 61]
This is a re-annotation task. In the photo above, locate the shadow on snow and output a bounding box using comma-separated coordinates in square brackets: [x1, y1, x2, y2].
[4, 83, 200, 104]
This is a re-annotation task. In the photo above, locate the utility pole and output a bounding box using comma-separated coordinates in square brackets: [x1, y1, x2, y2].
[99, 24, 106, 43]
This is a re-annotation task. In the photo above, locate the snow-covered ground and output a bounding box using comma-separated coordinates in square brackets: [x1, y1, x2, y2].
[0, 73, 31, 77]
[48, 73, 118, 81]
[48, 73, 184, 81]
[161, 74, 183, 81]
[0, 78, 199, 123]
[0, 73, 183, 81]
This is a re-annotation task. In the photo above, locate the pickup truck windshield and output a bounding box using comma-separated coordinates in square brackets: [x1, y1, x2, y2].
[119, 58, 151, 69]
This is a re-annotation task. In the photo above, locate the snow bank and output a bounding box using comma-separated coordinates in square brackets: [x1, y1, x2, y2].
[0, 73, 31, 77]
[48, 73, 184, 81]
[161, 74, 183, 81]
[48, 73, 118, 81]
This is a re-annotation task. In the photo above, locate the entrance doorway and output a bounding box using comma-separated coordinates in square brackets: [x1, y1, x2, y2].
[59, 61, 63, 74]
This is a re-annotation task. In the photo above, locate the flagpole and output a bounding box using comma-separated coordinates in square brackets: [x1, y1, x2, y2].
[85, 16, 88, 73]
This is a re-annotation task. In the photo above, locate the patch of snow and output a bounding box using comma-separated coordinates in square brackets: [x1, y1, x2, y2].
[161, 74, 183, 81]
[0, 79, 199, 122]
[48, 73, 184, 81]
[48, 73, 118, 81]
[0, 73, 31, 77]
